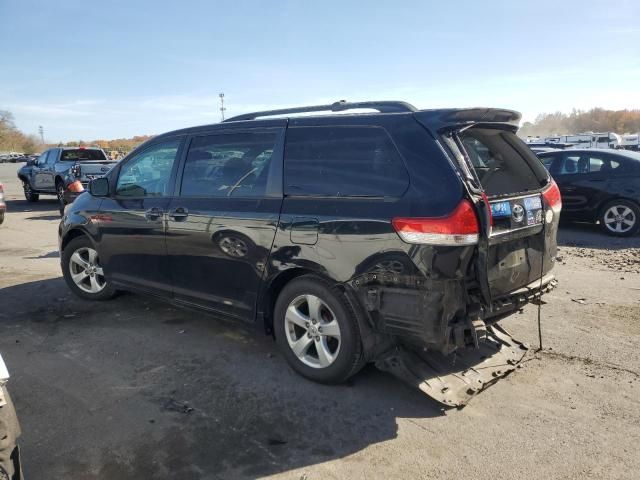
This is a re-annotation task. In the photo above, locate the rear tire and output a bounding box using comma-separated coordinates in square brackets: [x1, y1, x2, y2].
[599, 200, 640, 237]
[61, 236, 116, 301]
[274, 275, 364, 384]
[23, 182, 39, 202]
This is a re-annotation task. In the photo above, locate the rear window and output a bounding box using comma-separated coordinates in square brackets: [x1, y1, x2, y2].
[284, 126, 409, 197]
[61, 149, 106, 161]
[459, 128, 547, 197]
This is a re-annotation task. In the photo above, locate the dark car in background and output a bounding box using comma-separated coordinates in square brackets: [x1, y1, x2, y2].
[538, 149, 640, 236]
[17, 147, 117, 214]
[58, 101, 561, 388]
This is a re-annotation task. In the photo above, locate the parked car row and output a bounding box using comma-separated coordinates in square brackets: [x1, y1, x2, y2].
[0, 153, 38, 164]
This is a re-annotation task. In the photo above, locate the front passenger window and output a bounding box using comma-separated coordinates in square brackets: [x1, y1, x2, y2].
[36, 151, 49, 167]
[116, 140, 180, 197]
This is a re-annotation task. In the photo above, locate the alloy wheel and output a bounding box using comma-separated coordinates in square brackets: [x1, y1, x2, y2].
[603, 205, 636, 234]
[68, 247, 106, 293]
[284, 294, 341, 369]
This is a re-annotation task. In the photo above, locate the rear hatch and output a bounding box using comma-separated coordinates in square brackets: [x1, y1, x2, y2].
[454, 127, 559, 300]
[415, 110, 561, 304]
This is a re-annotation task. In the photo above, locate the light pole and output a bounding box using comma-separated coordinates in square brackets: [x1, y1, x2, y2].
[38, 125, 44, 144]
[219, 93, 226, 121]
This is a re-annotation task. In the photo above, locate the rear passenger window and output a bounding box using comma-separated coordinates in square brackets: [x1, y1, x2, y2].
[181, 132, 278, 197]
[559, 154, 580, 174]
[284, 126, 409, 197]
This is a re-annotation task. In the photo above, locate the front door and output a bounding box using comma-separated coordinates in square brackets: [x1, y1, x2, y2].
[165, 128, 284, 321]
[97, 138, 183, 294]
[32, 150, 51, 190]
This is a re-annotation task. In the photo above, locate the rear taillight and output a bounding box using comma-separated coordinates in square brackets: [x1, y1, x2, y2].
[542, 179, 562, 211]
[67, 180, 85, 193]
[392, 200, 480, 246]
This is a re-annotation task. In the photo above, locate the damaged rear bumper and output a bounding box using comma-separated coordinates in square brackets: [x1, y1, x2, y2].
[351, 274, 555, 407]
[352, 273, 556, 354]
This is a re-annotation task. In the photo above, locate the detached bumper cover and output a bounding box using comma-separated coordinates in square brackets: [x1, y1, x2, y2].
[376, 324, 528, 407]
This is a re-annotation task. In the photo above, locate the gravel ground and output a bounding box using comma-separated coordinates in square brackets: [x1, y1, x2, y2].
[0, 163, 639, 479]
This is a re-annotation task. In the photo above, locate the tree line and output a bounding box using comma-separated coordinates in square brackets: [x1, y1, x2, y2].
[0, 110, 40, 153]
[1, 109, 154, 155]
[519, 108, 640, 138]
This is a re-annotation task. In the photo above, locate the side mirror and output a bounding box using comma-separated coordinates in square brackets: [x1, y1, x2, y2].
[89, 177, 109, 197]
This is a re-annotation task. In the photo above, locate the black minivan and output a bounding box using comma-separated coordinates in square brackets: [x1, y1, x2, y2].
[59, 101, 561, 385]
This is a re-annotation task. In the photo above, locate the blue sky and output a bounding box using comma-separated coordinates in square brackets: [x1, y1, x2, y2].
[1, 0, 639, 142]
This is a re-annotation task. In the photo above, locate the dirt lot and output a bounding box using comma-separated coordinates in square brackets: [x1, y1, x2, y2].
[0, 162, 639, 479]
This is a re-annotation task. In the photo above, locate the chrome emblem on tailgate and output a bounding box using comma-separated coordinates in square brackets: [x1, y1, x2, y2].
[512, 204, 525, 223]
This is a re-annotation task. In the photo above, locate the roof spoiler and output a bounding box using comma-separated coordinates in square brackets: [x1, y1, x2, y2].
[224, 100, 418, 122]
[415, 108, 522, 133]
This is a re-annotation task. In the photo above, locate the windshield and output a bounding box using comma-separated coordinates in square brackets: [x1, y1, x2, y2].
[60, 149, 107, 161]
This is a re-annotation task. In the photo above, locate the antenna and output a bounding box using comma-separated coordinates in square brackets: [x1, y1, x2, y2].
[219, 93, 226, 122]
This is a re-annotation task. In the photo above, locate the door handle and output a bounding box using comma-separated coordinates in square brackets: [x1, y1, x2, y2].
[144, 207, 163, 221]
[169, 207, 189, 221]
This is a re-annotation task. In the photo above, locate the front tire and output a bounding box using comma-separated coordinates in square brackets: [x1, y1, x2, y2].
[274, 275, 364, 384]
[61, 236, 116, 300]
[599, 200, 640, 237]
[56, 180, 66, 216]
[23, 182, 39, 202]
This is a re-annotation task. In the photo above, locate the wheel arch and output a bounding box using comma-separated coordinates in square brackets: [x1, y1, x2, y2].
[597, 196, 640, 220]
[258, 267, 375, 348]
[61, 227, 94, 252]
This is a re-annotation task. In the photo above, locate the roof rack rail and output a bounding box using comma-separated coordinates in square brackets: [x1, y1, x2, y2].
[224, 100, 417, 122]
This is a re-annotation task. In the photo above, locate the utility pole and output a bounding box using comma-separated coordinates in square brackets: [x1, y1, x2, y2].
[38, 125, 44, 144]
[219, 93, 226, 121]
